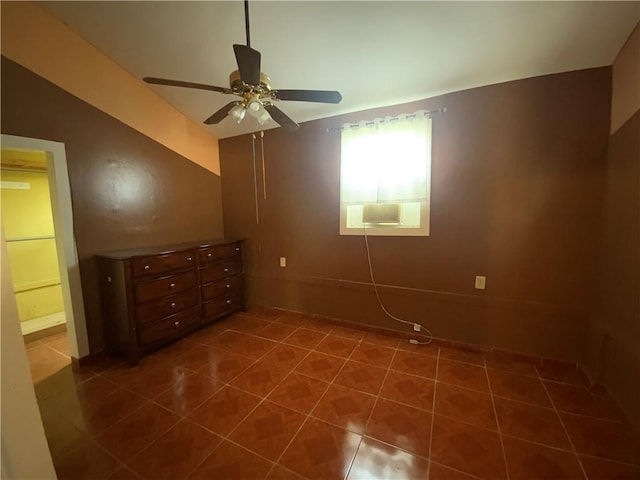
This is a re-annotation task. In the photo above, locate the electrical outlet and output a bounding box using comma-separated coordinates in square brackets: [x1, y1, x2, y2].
[475, 275, 486, 290]
[279, 257, 286, 268]
[413, 323, 421, 332]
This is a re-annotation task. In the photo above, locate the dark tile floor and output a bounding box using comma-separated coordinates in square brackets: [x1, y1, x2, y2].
[26, 309, 640, 480]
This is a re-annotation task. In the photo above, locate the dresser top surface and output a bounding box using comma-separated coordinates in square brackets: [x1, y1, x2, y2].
[96, 238, 242, 260]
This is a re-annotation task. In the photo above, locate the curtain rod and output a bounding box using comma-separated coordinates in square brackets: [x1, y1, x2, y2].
[326, 107, 446, 133]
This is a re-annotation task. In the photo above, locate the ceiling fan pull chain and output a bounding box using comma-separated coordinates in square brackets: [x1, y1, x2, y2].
[244, 0, 251, 48]
[252, 133, 259, 224]
[260, 131, 267, 200]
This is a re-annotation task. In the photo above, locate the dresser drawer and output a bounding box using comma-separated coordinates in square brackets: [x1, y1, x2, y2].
[198, 242, 241, 266]
[131, 250, 196, 277]
[135, 289, 198, 324]
[200, 258, 243, 284]
[201, 274, 243, 302]
[202, 294, 243, 320]
[135, 271, 197, 303]
[138, 307, 200, 346]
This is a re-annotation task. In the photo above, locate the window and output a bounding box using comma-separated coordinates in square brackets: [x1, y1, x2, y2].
[339, 113, 432, 236]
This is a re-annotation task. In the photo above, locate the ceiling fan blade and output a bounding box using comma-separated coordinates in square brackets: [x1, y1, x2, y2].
[264, 104, 299, 131]
[144, 77, 231, 94]
[273, 89, 342, 104]
[204, 102, 239, 125]
[233, 44, 261, 85]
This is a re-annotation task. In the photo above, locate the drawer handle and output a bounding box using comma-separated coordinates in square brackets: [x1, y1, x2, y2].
[170, 302, 176, 308]
[226, 284, 231, 288]
[174, 321, 180, 328]
[187, 257, 192, 261]
[226, 299, 232, 304]
[144, 265, 150, 270]
[207, 253, 212, 257]
[224, 268, 229, 272]
[235, 247, 240, 251]
[170, 283, 176, 288]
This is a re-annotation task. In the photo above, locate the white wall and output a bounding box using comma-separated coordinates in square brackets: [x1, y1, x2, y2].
[2, 134, 90, 359]
[1, 228, 57, 479]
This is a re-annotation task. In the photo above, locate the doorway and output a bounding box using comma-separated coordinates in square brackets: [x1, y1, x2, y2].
[1, 149, 67, 335]
[0, 134, 89, 360]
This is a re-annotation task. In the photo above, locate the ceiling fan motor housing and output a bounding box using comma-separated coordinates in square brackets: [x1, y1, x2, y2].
[229, 70, 272, 93]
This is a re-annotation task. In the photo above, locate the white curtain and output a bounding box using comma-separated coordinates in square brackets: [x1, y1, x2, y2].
[340, 114, 431, 205]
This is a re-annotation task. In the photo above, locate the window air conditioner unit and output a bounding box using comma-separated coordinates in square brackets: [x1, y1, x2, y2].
[362, 203, 401, 225]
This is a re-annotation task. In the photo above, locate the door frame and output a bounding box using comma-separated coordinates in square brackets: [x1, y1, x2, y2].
[1, 134, 89, 358]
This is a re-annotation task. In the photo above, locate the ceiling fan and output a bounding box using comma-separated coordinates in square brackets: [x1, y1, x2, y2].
[143, 0, 342, 131]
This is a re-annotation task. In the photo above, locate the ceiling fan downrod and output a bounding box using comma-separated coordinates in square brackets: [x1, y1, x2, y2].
[244, 0, 251, 48]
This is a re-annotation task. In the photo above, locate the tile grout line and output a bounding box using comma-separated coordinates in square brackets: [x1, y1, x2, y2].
[574, 452, 640, 469]
[534, 377, 626, 425]
[148, 366, 241, 419]
[228, 323, 338, 470]
[428, 460, 486, 480]
[45, 312, 631, 480]
[484, 356, 511, 480]
[37, 316, 347, 480]
[79, 322, 411, 479]
[135, 320, 322, 479]
[218, 326, 329, 440]
[358, 433, 432, 462]
[97, 387, 209, 480]
[345, 341, 402, 480]
[35, 341, 71, 361]
[186, 323, 325, 410]
[302, 334, 404, 470]
[269, 326, 363, 480]
[116, 463, 143, 479]
[53, 428, 128, 479]
[497, 430, 640, 463]
[115, 324, 465, 479]
[102, 321, 297, 479]
[536, 366, 589, 480]
[425, 345, 440, 480]
[87, 395, 193, 477]
[438, 364, 627, 425]
[111, 345, 250, 416]
[193, 331, 623, 424]
[294, 341, 439, 415]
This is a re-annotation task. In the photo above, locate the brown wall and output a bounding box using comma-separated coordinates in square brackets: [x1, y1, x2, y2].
[611, 23, 640, 133]
[1, 1, 221, 174]
[220, 67, 612, 361]
[583, 23, 640, 427]
[1, 57, 224, 352]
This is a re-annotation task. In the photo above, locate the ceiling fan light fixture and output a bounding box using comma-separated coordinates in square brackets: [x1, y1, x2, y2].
[228, 103, 246, 123]
[256, 109, 271, 126]
[246, 97, 271, 125]
[247, 97, 262, 113]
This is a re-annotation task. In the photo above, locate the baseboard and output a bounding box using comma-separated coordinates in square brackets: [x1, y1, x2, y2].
[245, 272, 586, 361]
[23, 323, 67, 344]
[21, 311, 66, 336]
[246, 304, 596, 381]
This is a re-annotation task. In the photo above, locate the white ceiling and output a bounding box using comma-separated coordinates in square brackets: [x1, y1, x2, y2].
[38, 1, 639, 139]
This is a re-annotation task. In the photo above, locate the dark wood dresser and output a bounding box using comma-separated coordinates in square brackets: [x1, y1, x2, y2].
[97, 239, 244, 364]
